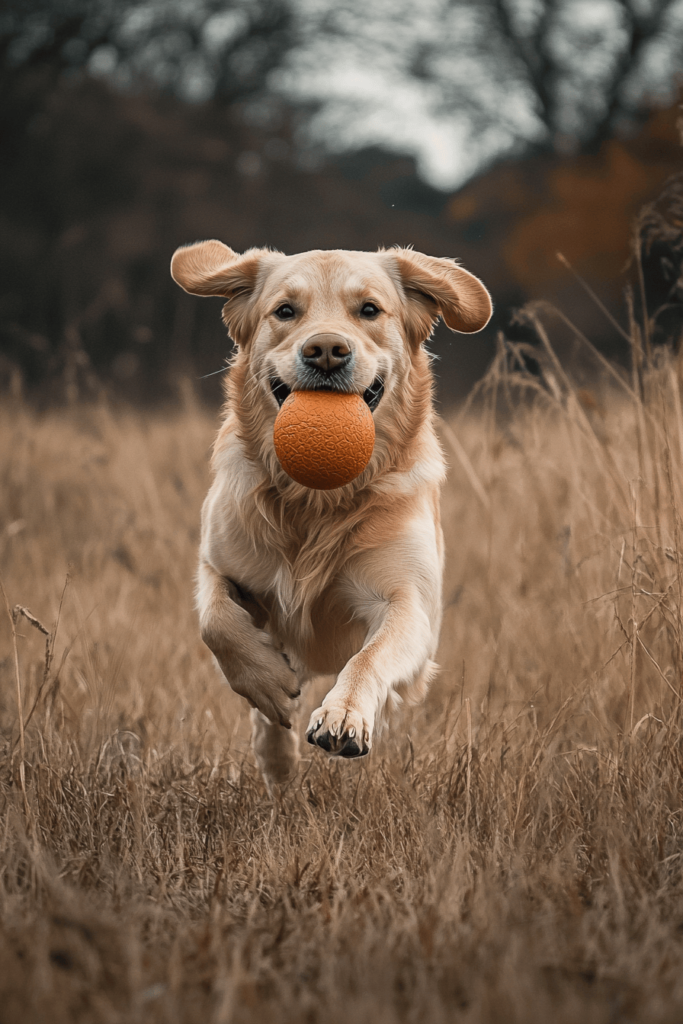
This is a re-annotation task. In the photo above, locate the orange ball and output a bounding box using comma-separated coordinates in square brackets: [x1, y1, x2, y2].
[273, 390, 375, 490]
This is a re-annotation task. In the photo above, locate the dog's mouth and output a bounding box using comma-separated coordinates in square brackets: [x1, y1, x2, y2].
[270, 378, 292, 407]
[362, 377, 385, 412]
[270, 377, 385, 412]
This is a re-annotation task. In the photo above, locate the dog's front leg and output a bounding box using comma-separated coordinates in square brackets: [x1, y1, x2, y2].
[306, 585, 438, 757]
[197, 560, 300, 728]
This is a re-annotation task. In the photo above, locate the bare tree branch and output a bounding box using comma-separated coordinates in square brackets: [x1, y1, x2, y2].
[490, 0, 559, 135]
[595, 0, 680, 147]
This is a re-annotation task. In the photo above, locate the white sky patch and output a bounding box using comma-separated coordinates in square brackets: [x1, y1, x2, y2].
[202, 11, 248, 52]
[278, 43, 534, 189]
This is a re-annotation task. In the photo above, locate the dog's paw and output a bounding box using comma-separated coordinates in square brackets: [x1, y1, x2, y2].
[306, 706, 370, 758]
[230, 653, 300, 729]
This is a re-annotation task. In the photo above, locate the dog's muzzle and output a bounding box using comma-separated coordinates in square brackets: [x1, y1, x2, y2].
[270, 332, 384, 411]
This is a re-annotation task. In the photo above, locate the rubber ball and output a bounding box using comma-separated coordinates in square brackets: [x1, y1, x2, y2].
[273, 390, 375, 490]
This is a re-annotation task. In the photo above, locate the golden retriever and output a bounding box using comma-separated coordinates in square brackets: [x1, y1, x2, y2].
[170, 242, 492, 792]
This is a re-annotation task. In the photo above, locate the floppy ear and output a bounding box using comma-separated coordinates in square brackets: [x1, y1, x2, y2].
[389, 248, 492, 346]
[170, 239, 242, 296]
[170, 239, 274, 345]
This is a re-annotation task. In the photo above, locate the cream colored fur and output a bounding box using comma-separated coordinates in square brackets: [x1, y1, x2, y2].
[171, 243, 492, 790]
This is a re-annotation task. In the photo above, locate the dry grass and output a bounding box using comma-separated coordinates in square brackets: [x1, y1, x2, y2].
[4, 337, 683, 1023]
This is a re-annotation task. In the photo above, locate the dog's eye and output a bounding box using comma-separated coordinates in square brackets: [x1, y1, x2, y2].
[274, 304, 296, 320]
[360, 302, 381, 319]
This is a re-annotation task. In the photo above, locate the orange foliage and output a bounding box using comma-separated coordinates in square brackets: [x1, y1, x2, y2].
[446, 101, 682, 299]
[506, 142, 668, 289]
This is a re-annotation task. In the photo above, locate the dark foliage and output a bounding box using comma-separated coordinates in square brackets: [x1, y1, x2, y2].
[637, 171, 683, 348]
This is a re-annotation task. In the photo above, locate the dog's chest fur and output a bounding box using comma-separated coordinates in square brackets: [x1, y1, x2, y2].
[208, 510, 375, 676]
[203, 436, 420, 675]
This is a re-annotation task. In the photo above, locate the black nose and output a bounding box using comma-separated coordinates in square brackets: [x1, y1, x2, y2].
[300, 334, 352, 372]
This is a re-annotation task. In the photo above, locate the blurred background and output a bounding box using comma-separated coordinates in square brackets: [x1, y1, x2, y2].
[1, 0, 682, 409]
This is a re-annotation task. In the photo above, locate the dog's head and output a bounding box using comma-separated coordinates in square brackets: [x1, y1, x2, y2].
[171, 242, 492, 484]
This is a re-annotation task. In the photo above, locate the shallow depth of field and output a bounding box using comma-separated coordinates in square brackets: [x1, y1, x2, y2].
[4, 328, 683, 1023]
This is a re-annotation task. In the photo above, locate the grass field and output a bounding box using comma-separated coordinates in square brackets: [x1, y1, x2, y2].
[3, 328, 683, 1023]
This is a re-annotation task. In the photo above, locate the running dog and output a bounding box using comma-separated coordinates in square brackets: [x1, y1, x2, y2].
[170, 242, 492, 791]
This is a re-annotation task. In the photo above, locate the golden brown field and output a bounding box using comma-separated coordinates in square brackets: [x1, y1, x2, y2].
[3, 332, 683, 1023]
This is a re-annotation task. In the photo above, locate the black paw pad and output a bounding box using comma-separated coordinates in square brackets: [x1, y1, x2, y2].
[314, 731, 333, 752]
[339, 738, 366, 758]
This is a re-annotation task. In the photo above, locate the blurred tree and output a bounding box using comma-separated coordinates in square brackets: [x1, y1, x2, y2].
[0, 0, 298, 401]
[4, 0, 679, 184]
[1, 0, 297, 116]
[0, 0, 298, 217]
[282, 0, 683, 185]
